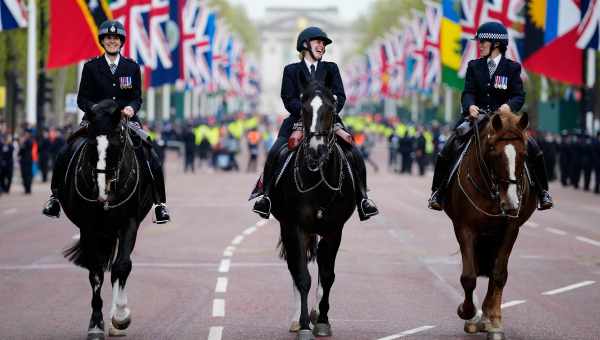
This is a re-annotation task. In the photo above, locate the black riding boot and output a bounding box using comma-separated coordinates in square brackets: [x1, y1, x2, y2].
[527, 138, 553, 210]
[344, 144, 378, 221]
[428, 154, 452, 210]
[42, 143, 71, 218]
[143, 147, 170, 223]
[253, 137, 287, 219]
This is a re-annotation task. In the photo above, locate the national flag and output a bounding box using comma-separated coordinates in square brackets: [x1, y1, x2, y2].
[424, 1, 442, 90]
[47, 0, 112, 68]
[577, 0, 600, 50]
[441, 0, 465, 89]
[523, 0, 583, 84]
[148, 0, 181, 87]
[0, 0, 27, 31]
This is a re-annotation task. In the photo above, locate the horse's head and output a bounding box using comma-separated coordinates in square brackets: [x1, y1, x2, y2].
[484, 112, 529, 215]
[300, 81, 337, 168]
[86, 99, 127, 202]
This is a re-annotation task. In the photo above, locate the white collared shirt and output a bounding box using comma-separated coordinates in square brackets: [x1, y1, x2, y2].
[488, 54, 501, 68]
[304, 59, 318, 75]
[105, 54, 121, 69]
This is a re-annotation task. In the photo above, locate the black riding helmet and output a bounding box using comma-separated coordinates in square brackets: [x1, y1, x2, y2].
[474, 22, 509, 54]
[98, 20, 127, 45]
[296, 26, 332, 53]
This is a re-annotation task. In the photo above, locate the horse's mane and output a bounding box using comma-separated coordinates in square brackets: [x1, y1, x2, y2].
[301, 81, 335, 105]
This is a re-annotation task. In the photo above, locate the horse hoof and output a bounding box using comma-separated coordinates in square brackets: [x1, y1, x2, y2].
[108, 327, 127, 337]
[309, 309, 319, 325]
[457, 303, 476, 320]
[312, 323, 332, 337]
[87, 327, 105, 340]
[111, 309, 131, 330]
[464, 310, 483, 333]
[296, 329, 315, 340]
[289, 321, 301, 333]
[487, 330, 505, 340]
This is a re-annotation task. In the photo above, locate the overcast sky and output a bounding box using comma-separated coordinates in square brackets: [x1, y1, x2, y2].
[229, 0, 374, 21]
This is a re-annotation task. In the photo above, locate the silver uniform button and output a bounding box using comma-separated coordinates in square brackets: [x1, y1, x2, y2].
[112, 97, 116, 100]
[113, 83, 116, 87]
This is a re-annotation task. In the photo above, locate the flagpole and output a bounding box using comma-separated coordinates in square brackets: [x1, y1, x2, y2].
[162, 84, 171, 121]
[585, 49, 596, 134]
[444, 85, 452, 123]
[26, 0, 37, 126]
[147, 87, 156, 122]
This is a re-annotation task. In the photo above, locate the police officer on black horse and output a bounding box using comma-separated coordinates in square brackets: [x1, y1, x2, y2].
[427, 22, 553, 211]
[42, 20, 171, 223]
[251, 26, 379, 221]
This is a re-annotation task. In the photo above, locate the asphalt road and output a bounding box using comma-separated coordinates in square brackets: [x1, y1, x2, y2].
[1, 147, 599, 340]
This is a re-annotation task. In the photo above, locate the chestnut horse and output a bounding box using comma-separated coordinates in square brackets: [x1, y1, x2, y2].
[444, 112, 536, 340]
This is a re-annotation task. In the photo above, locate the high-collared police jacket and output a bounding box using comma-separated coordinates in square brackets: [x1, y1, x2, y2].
[279, 60, 346, 138]
[461, 56, 525, 116]
[77, 54, 142, 123]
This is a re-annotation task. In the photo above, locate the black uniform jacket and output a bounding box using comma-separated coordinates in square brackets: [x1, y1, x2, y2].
[77, 54, 142, 123]
[279, 60, 346, 138]
[461, 56, 525, 116]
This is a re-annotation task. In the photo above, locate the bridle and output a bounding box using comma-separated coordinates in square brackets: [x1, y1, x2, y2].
[461, 112, 527, 218]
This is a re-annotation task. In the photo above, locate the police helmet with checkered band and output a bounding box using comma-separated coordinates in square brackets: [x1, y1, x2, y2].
[474, 22, 509, 46]
[98, 20, 126, 44]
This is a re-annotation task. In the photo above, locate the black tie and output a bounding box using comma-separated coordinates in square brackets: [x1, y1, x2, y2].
[310, 64, 316, 79]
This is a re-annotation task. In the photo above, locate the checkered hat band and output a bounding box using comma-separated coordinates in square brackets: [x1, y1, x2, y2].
[477, 33, 508, 40]
[99, 28, 126, 36]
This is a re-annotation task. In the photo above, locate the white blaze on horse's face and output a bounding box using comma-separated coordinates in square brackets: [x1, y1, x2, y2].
[504, 143, 519, 209]
[309, 95, 324, 150]
[96, 135, 109, 202]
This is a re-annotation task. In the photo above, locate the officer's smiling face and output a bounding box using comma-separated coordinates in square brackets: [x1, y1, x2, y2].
[309, 39, 326, 60]
[102, 35, 122, 55]
[478, 40, 492, 57]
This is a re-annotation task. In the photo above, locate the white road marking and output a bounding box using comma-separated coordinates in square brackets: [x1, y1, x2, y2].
[256, 219, 268, 227]
[212, 299, 225, 317]
[377, 325, 437, 340]
[218, 259, 231, 273]
[231, 235, 244, 245]
[542, 281, 595, 295]
[215, 277, 228, 293]
[575, 236, 600, 247]
[545, 227, 567, 236]
[524, 221, 539, 228]
[242, 226, 257, 235]
[501, 300, 526, 309]
[3, 208, 17, 215]
[223, 246, 235, 257]
[207, 326, 223, 340]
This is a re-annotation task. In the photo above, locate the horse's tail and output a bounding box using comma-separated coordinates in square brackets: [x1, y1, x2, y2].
[277, 234, 318, 263]
[63, 232, 118, 271]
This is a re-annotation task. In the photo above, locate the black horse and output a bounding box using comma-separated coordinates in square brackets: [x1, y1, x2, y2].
[57, 99, 153, 340]
[270, 82, 356, 340]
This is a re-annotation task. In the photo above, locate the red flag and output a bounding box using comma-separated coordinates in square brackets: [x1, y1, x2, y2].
[47, 0, 110, 68]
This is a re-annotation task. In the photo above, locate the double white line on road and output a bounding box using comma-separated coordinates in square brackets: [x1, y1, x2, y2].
[526, 221, 600, 248]
[208, 218, 271, 340]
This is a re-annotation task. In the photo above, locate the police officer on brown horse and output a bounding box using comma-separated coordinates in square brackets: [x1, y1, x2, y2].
[251, 26, 379, 221]
[42, 20, 171, 223]
[427, 22, 553, 211]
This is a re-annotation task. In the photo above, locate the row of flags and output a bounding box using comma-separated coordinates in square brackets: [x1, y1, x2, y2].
[0, 0, 260, 98]
[344, 0, 600, 106]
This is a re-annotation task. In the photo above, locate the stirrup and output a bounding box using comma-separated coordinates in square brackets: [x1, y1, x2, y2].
[428, 190, 443, 211]
[358, 198, 378, 221]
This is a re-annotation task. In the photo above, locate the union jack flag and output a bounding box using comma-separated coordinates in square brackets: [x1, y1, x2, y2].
[577, 0, 600, 50]
[407, 13, 427, 91]
[0, 0, 27, 31]
[180, 1, 214, 88]
[424, 0, 442, 89]
[111, 0, 155, 68]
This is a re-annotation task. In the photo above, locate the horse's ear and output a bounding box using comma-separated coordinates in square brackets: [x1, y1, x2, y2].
[518, 112, 529, 130]
[492, 114, 503, 132]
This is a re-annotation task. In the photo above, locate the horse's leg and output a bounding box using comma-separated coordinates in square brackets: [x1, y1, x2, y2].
[282, 225, 313, 340]
[482, 227, 519, 340]
[455, 226, 478, 322]
[312, 233, 342, 337]
[87, 267, 105, 340]
[110, 219, 138, 331]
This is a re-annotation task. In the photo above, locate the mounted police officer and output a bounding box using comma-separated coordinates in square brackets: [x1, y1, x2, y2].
[251, 26, 379, 221]
[42, 20, 171, 223]
[427, 22, 553, 211]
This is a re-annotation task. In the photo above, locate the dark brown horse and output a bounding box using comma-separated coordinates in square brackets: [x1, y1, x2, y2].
[444, 112, 536, 340]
